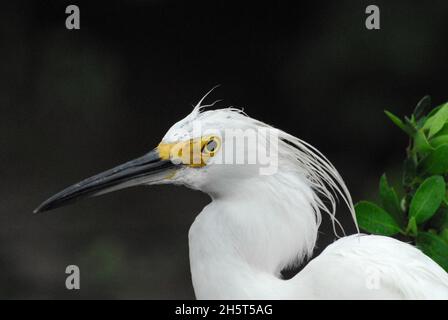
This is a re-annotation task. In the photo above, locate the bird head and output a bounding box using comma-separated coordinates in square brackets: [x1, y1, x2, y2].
[34, 93, 279, 213]
[34, 91, 356, 237]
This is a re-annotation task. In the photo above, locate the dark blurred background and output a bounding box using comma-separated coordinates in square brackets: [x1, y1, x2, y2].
[1, 0, 447, 299]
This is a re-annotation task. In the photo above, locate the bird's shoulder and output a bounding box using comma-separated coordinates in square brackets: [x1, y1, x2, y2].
[299, 234, 448, 299]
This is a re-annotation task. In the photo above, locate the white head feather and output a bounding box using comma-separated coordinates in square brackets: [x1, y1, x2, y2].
[160, 91, 358, 265]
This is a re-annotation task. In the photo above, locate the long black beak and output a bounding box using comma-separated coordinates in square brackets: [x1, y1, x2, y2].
[34, 149, 175, 213]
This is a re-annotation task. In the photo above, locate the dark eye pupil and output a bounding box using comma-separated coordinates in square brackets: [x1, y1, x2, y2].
[205, 140, 217, 152]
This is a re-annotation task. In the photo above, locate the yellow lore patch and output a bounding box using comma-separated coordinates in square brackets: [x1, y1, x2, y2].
[157, 135, 221, 167]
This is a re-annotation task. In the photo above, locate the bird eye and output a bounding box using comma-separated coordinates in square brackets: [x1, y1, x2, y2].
[202, 138, 218, 154]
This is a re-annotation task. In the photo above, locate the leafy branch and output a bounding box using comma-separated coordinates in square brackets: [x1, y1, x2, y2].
[355, 96, 448, 271]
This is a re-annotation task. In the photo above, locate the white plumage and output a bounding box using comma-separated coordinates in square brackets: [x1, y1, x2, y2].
[36, 93, 448, 299]
[165, 101, 448, 299]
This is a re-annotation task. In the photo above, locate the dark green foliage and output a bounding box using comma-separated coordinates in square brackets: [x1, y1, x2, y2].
[355, 96, 448, 272]
[355, 201, 401, 236]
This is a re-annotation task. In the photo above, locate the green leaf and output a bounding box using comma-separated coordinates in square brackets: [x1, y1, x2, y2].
[413, 129, 434, 154]
[355, 201, 402, 236]
[423, 103, 448, 138]
[409, 175, 446, 224]
[404, 116, 418, 135]
[429, 135, 448, 148]
[379, 174, 404, 226]
[416, 116, 427, 129]
[426, 104, 443, 118]
[434, 123, 448, 137]
[413, 95, 431, 119]
[429, 207, 448, 230]
[402, 157, 417, 187]
[416, 232, 448, 272]
[441, 229, 448, 243]
[406, 217, 418, 237]
[419, 144, 448, 175]
[384, 110, 412, 135]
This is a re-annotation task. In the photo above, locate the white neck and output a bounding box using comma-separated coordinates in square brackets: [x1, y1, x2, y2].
[188, 172, 319, 299]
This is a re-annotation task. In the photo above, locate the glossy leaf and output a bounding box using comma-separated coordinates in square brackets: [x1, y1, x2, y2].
[379, 174, 404, 226]
[429, 135, 448, 148]
[419, 144, 448, 175]
[413, 129, 433, 154]
[409, 176, 446, 224]
[416, 232, 448, 272]
[384, 110, 412, 135]
[423, 103, 448, 138]
[426, 104, 443, 118]
[434, 123, 448, 137]
[355, 201, 402, 236]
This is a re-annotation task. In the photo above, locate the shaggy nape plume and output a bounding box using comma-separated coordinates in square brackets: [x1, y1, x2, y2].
[191, 89, 358, 238]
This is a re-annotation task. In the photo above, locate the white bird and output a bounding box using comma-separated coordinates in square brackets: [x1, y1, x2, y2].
[35, 93, 448, 299]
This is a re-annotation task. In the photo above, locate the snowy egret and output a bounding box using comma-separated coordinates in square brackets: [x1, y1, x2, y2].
[34, 93, 448, 299]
